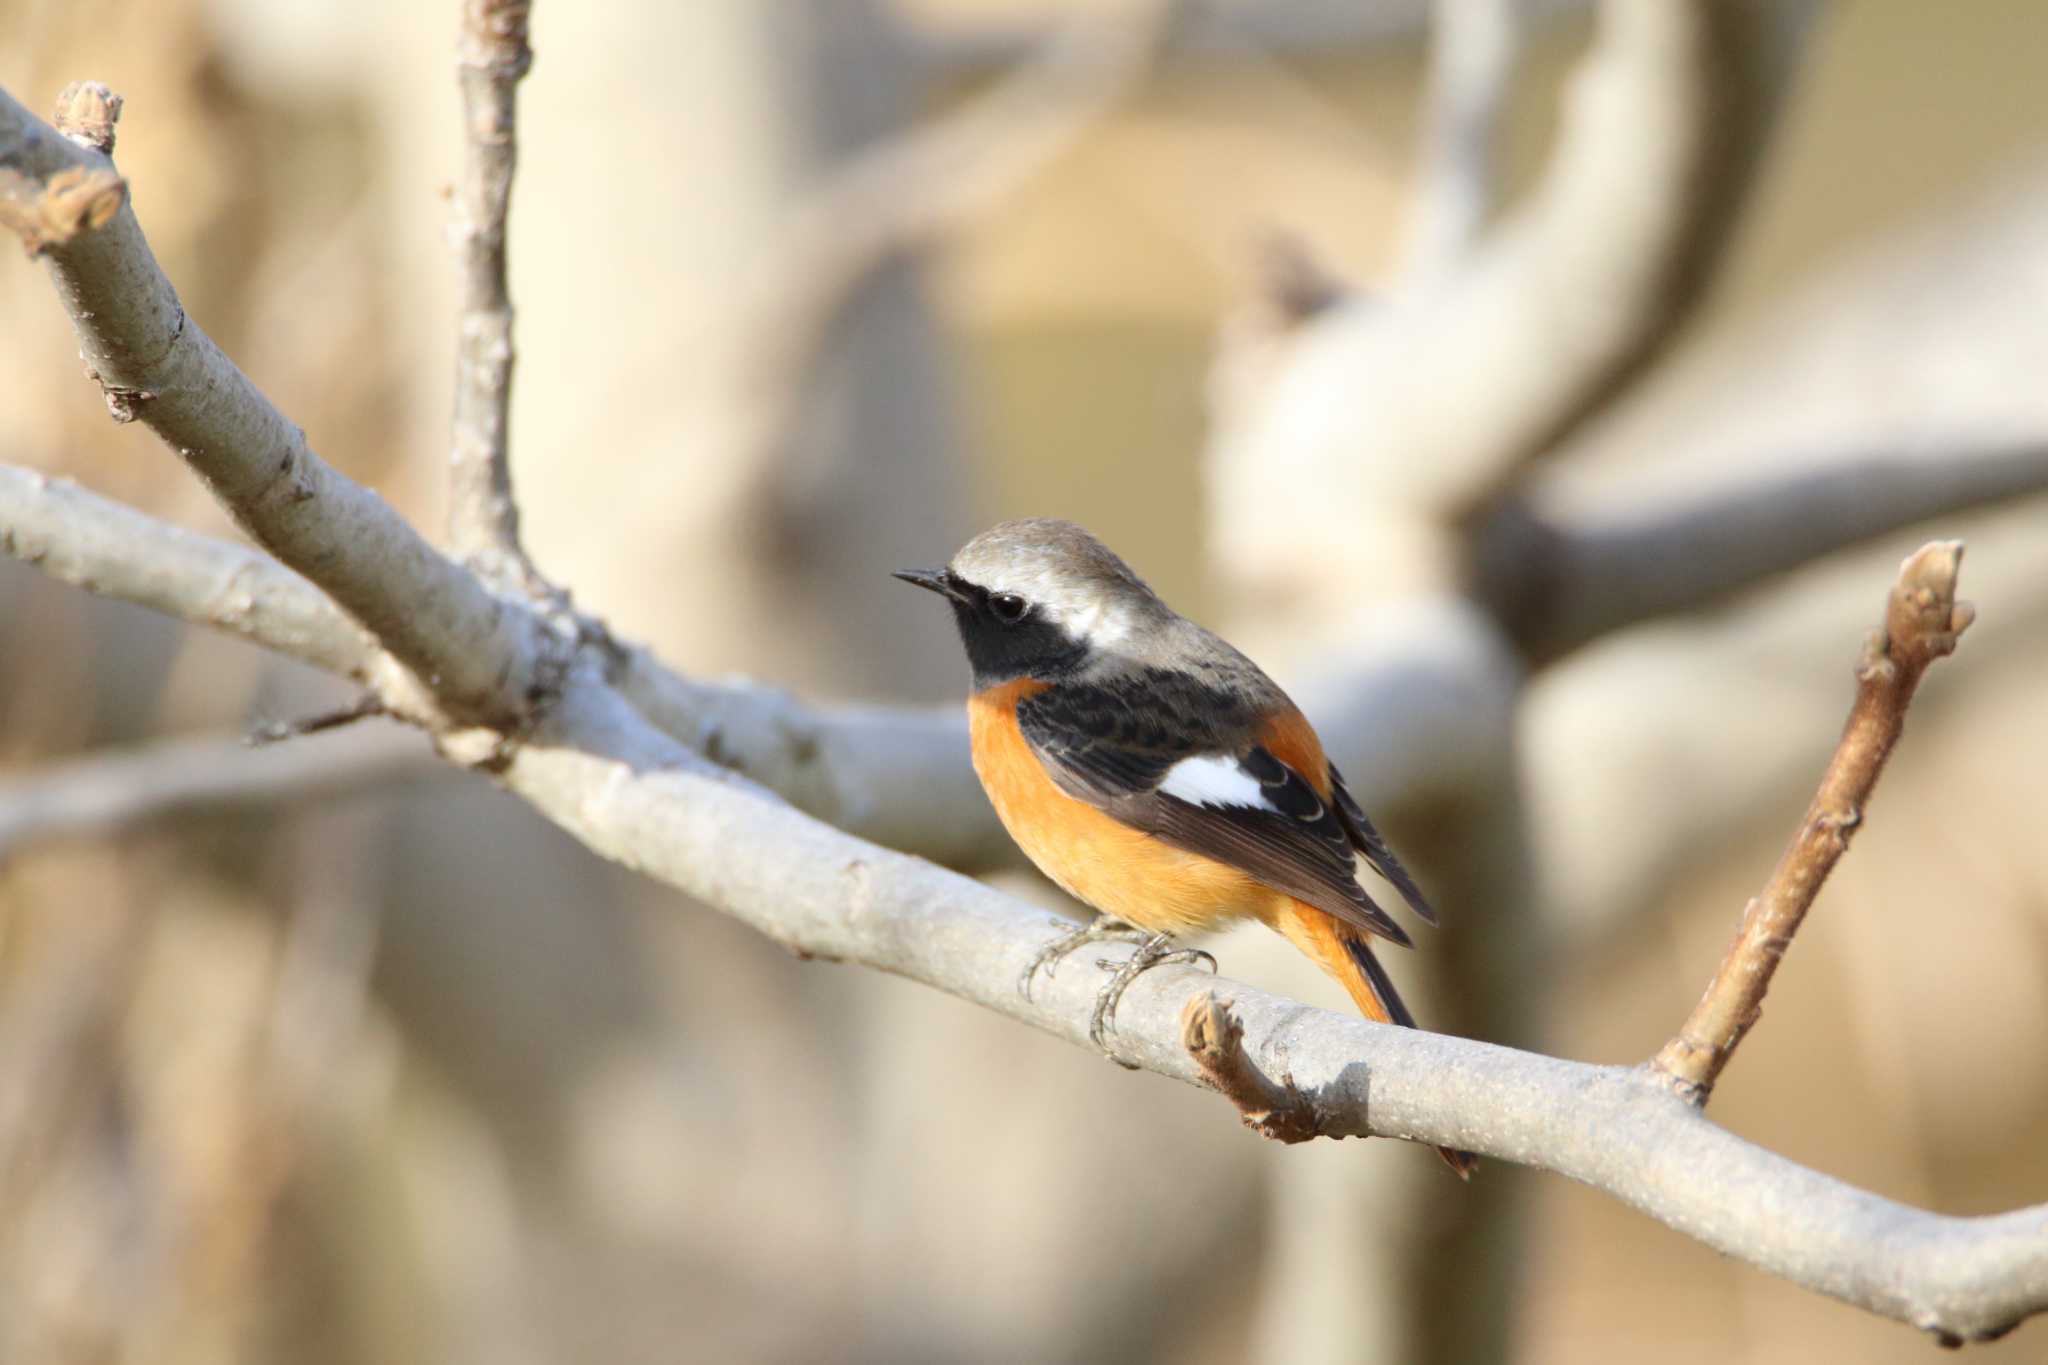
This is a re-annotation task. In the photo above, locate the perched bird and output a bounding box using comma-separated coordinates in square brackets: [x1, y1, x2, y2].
[897, 518, 1471, 1175]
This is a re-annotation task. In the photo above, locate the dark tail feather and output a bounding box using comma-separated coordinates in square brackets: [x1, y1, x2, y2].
[1340, 934, 1479, 1180]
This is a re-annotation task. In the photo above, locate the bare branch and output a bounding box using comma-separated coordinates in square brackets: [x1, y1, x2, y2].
[0, 463, 1010, 864]
[0, 85, 549, 728]
[0, 465, 373, 679]
[1478, 442, 2048, 662]
[494, 663, 2047, 1347]
[0, 726, 437, 862]
[448, 0, 536, 572]
[1653, 541, 1976, 1103]
[1399, 0, 1518, 287]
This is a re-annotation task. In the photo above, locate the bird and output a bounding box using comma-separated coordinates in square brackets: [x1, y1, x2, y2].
[896, 518, 1473, 1176]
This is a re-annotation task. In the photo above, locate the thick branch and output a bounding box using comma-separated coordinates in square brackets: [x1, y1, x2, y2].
[1480, 442, 2048, 662]
[0, 85, 547, 728]
[494, 663, 2045, 1347]
[448, 0, 534, 569]
[1653, 542, 1976, 1103]
[0, 726, 437, 861]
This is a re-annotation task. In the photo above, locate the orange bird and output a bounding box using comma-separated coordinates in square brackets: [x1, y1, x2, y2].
[897, 518, 1471, 1175]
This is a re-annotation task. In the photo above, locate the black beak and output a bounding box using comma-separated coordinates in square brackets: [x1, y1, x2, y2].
[892, 567, 965, 602]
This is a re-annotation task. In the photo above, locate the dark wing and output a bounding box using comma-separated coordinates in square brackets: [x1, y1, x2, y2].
[1017, 676, 1412, 947]
[1327, 762, 1437, 925]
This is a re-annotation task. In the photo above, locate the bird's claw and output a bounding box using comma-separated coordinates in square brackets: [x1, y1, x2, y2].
[1018, 916, 1154, 1000]
[1087, 934, 1217, 1066]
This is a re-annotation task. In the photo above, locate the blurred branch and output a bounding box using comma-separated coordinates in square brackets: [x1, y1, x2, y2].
[1399, 0, 1517, 287]
[0, 465, 374, 680]
[500, 663, 2047, 1349]
[1207, 0, 1816, 597]
[0, 726, 438, 862]
[1654, 542, 1975, 1103]
[448, 0, 537, 575]
[0, 83, 548, 728]
[734, 0, 1179, 501]
[910, 0, 1581, 71]
[1478, 442, 2048, 663]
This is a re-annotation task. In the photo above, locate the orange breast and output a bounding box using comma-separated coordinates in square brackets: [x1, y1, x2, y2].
[968, 679, 1285, 937]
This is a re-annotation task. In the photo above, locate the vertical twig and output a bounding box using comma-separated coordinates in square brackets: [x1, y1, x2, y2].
[1653, 541, 1976, 1103]
[449, 0, 535, 576]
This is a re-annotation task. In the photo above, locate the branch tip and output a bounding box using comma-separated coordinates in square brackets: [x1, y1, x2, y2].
[53, 81, 123, 154]
[1181, 992, 1321, 1144]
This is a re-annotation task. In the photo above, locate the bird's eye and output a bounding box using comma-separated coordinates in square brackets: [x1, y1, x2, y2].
[989, 593, 1030, 624]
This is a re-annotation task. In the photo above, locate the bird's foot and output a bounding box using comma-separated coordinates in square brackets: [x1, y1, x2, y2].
[1089, 933, 1217, 1066]
[1019, 916, 1156, 1000]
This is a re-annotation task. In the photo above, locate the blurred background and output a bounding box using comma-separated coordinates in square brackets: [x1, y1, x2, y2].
[3, 0, 2047, 1361]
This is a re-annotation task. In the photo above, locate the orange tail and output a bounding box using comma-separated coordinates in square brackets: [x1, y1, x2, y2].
[1273, 901, 1477, 1179]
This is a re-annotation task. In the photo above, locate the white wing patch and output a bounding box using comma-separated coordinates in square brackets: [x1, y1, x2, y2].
[1157, 754, 1274, 810]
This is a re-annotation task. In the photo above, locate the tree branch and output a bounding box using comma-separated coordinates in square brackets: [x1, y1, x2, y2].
[0, 464, 373, 680]
[448, 0, 535, 573]
[1653, 541, 1975, 1103]
[0, 462, 1012, 865]
[0, 726, 438, 862]
[0, 85, 548, 728]
[492, 661, 2046, 1347]
[1479, 442, 2048, 662]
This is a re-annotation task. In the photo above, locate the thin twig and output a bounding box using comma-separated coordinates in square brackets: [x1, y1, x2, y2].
[247, 695, 390, 746]
[448, 0, 536, 574]
[1181, 992, 1321, 1143]
[1652, 541, 1976, 1103]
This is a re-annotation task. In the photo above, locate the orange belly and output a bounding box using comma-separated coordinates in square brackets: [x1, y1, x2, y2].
[968, 680, 1288, 937]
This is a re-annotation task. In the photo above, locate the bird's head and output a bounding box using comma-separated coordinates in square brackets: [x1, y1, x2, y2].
[894, 518, 1169, 686]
